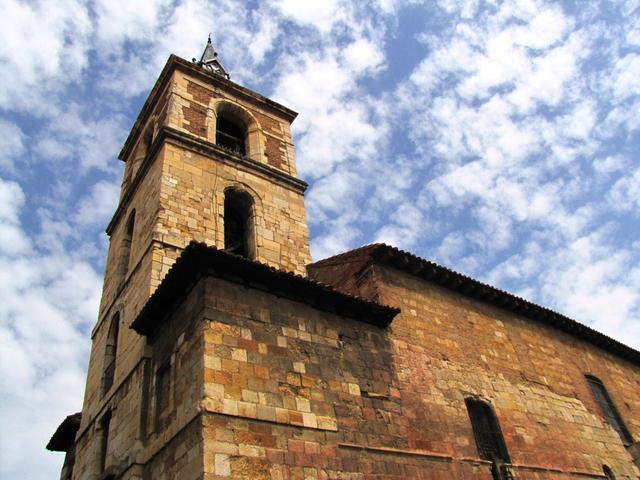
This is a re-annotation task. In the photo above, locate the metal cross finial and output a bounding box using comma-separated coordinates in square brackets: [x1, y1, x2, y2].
[194, 34, 229, 79]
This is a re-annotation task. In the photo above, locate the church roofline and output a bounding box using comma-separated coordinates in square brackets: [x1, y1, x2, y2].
[309, 243, 640, 366]
[130, 242, 400, 337]
[118, 54, 298, 163]
[46, 412, 81, 452]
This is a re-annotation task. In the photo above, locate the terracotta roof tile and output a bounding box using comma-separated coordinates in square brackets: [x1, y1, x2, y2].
[311, 243, 640, 366]
[131, 242, 400, 336]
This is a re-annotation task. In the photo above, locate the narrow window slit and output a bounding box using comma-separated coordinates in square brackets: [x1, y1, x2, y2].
[224, 189, 254, 259]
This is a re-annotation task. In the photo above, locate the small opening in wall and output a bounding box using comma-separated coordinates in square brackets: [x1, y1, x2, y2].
[99, 410, 112, 473]
[156, 364, 170, 415]
[120, 210, 136, 279]
[102, 314, 120, 395]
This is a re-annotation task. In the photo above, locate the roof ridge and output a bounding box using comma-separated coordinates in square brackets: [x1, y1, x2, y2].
[308, 243, 386, 267]
[368, 244, 640, 364]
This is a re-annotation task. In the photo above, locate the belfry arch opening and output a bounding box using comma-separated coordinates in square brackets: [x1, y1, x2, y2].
[102, 314, 120, 395]
[214, 102, 262, 161]
[216, 113, 246, 155]
[223, 188, 255, 259]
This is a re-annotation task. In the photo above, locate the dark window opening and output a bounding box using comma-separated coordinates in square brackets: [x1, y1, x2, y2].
[142, 126, 153, 154]
[155, 363, 171, 433]
[102, 314, 120, 395]
[603, 465, 616, 480]
[118, 210, 136, 284]
[465, 398, 510, 463]
[216, 115, 246, 155]
[224, 190, 253, 258]
[123, 210, 135, 271]
[99, 410, 111, 472]
[156, 364, 170, 415]
[586, 375, 633, 446]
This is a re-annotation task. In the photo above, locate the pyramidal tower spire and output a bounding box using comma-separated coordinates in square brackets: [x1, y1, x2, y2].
[193, 34, 230, 79]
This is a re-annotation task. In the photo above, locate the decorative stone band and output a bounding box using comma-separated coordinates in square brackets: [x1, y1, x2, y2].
[338, 444, 610, 478]
[106, 125, 307, 236]
[201, 397, 338, 432]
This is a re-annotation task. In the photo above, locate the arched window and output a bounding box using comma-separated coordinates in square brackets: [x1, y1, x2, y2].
[131, 126, 153, 178]
[224, 189, 254, 258]
[118, 210, 135, 282]
[603, 465, 616, 479]
[465, 398, 510, 463]
[216, 112, 246, 155]
[585, 375, 633, 445]
[102, 314, 120, 395]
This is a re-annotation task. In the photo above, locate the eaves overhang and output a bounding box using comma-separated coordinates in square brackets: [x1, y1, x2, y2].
[131, 242, 399, 337]
[46, 412, 81, 452]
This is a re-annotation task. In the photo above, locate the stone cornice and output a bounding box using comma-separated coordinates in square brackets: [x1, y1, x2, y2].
[106, 126, 307, 235]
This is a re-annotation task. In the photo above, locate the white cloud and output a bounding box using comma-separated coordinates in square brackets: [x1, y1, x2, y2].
[0, 179, 101, 479]
[33, 104, 126, 173]
[608, 167, 640, 214]
[0, 178, 30, 256]
[94, 0, 170, 45]
[607, 53, 640, 101]
[76, 180, 121, 226]
[0, 0, 91, 110]
[374, 202, 424, 249]
[0, 121, 26, 172]
[513, 5, 569, 50]
[275, 47, 388, 179]
[343, 38, 386, 75]
[592, 155, 628, 175]
[273, 0, 343, 33]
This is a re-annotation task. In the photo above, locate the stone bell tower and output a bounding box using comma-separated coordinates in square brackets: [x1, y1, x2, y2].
[50, 39, 312, 479]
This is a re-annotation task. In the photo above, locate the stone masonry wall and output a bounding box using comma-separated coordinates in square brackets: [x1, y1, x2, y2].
[166, 70, 297, 176]
[148, 269, 640, 479]
[194, 276, 496, 479]
[142, 279, 207, 480]
[74, 144, 166, 479]
[154, 142, 311, 278]
[370, 264, 640, 478]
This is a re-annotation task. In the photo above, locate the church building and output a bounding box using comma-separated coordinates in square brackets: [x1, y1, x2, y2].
[47, 39, 640, 480]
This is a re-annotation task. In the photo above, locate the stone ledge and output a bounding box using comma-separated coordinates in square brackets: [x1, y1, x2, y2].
[201, 400, 338, 431]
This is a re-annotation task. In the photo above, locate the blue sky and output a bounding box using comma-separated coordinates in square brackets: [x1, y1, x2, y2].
[0, 0, 639, 477]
